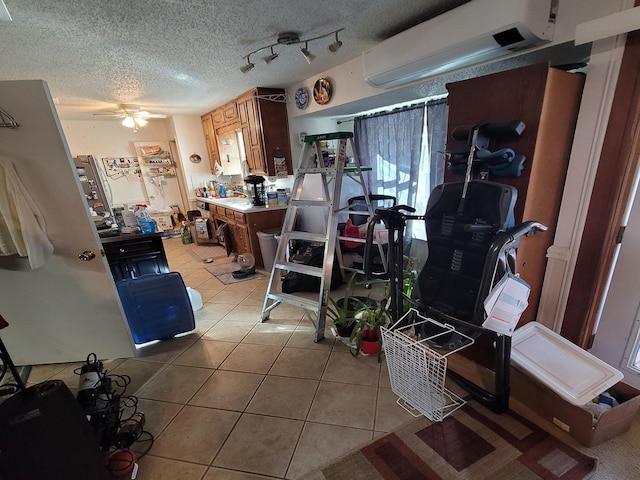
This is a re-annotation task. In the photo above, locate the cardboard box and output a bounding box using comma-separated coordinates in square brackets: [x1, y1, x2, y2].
[510, 365, 640, 446]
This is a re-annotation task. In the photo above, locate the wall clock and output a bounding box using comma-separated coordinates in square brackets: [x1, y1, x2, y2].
[295, 87, 309, 110]
[313, 78, 332, 105]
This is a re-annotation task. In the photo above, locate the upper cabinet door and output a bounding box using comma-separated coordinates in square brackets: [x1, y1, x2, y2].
[216, 126, 243, 175]
[202, 87, 293, 177]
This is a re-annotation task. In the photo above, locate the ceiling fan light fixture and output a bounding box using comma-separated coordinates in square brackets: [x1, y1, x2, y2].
[300, 42, 315, 64]
[121, 116, 136, 128]
[134, 117, 148, 127]
[328, 31, 343, 53]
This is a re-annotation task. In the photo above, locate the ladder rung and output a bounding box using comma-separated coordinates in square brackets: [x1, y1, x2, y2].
[336, 235, 366, 244]
[290, 199, 331, 208]
[303, 132, 353, 142]
[297, 167, 337, 175]
[274, 261, 324, 277]
[282, 231, 327, 243]
[266, 292, 320, 311]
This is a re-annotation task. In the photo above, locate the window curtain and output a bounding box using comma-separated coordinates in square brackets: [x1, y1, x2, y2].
[354, 105, 424, 210]
[425, 99, 448, 196]
[354, 98, 448, 240]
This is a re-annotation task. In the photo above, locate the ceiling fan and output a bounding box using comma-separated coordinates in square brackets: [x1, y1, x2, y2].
[93, 104, 167, 131]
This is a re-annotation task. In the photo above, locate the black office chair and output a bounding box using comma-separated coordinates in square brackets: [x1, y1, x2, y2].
[340, 194, 396, 277]
[364, 180, 546, 413]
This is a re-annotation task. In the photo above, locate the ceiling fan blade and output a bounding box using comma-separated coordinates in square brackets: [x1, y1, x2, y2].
[92, 112, 125, 117]
[139, 113, 167, 119]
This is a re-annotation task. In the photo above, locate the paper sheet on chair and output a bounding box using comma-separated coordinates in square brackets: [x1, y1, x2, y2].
[482, 273, 530, 336]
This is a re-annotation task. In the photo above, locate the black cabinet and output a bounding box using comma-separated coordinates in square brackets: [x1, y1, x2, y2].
[102, 233, 169, 282]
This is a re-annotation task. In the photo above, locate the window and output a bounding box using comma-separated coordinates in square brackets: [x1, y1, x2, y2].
[354, 98, 448, 241]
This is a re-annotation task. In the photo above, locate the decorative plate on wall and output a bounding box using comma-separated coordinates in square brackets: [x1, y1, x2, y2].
[295, 87, 309, 110]
[313, 78, 332, 105]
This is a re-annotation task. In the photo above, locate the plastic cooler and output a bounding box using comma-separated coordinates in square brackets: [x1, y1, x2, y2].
[116, 272, 195, 344]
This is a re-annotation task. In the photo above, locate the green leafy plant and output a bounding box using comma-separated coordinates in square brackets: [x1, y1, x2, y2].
[349, 294, 391, 362]
[327, 273, 359, 329]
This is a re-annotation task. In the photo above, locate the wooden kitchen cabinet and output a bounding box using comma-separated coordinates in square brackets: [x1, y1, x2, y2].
[201, 112, 220, 173]
[201, 87, 292, 177]
[445, 63, 585, 326]
[209, 205, 285, 268]
[102, 233, 170, 282]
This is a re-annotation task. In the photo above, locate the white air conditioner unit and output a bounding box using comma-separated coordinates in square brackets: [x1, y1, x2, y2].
[363, 0, 555, 89]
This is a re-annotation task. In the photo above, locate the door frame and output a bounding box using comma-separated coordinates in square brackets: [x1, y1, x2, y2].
[562, 30, 640, 347]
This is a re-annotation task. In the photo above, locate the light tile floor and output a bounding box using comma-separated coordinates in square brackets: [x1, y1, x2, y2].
[28, 237, 417, 480]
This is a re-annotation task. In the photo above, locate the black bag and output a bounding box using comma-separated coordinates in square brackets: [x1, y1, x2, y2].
[282, 242, 342, 293]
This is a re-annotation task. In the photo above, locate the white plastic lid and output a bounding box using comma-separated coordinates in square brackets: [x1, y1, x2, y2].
[512, 322, 623, 406]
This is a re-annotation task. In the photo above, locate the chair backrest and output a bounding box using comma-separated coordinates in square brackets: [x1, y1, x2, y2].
[348, 194, 396, 226]
[417, 180, 517, 324]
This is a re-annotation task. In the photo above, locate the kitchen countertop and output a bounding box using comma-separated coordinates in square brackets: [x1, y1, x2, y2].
[197, 196, 288, 213]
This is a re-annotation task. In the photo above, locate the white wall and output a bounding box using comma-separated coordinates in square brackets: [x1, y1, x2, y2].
[62, 115, 213, 214]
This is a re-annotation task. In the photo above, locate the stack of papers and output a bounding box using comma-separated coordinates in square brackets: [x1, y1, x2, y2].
[482, 273, 530, 336]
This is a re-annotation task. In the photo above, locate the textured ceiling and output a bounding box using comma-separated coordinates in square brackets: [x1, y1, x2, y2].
[0, 0, 471, 120]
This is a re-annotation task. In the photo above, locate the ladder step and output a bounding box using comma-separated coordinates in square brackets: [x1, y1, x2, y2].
[281, 231, 327, 243]
[266, 292, 320, 311]
[274, 261, 324, 277]
[336, 235, 366, 244]
[297, 167, 338, 175]
[290, 199, 331, 208]
[304, 132, 353, 143]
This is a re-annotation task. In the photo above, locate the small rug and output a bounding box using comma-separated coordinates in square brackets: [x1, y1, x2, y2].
[205, 262, 264, 285]
[188, 245, 228, 262]
[301, 400, 597, 480]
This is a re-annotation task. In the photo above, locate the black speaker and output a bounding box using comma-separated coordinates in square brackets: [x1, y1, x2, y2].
[0, 380, 109, 480]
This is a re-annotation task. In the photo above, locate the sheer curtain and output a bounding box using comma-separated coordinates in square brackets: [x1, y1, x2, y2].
[354, 98, 448, 241]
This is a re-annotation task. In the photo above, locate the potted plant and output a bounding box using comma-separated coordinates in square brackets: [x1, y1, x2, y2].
[350, 294, 391, 362]
[327, 273, 377, 338]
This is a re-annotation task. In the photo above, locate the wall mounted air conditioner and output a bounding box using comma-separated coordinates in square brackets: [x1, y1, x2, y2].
[363, 0, 555, 89]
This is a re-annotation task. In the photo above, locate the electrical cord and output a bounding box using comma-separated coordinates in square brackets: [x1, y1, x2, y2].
[74, 353, 155, 457]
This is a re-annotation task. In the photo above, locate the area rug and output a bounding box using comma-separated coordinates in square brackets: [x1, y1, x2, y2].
[301, 400, 597, 480]
[187, 245, 228, 262]
[205, 262, 264, 285]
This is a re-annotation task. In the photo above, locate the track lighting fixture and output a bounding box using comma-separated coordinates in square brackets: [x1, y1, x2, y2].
[300, 42, 315, 64]
[328, 31, 343, 53]
[240, 28, 344, 73]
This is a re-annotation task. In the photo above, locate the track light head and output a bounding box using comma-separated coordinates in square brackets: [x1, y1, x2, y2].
[263, 47, 279, 64]
[300, 42, 315, 64]
[328, 31, 342, 53]
[240, 57, 255, 73]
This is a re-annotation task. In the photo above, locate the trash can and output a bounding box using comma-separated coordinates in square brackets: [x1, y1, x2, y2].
[257, 228, 281, 272]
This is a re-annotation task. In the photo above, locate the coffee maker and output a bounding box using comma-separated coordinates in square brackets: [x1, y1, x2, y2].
[244, 175, 266, 206]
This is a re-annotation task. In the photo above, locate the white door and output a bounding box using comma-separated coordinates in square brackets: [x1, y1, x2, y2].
[590, 168, 640, 389]
[0, 80, 135, 366]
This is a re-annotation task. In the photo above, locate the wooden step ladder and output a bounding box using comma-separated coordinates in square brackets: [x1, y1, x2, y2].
[260, 132, 374, 342]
